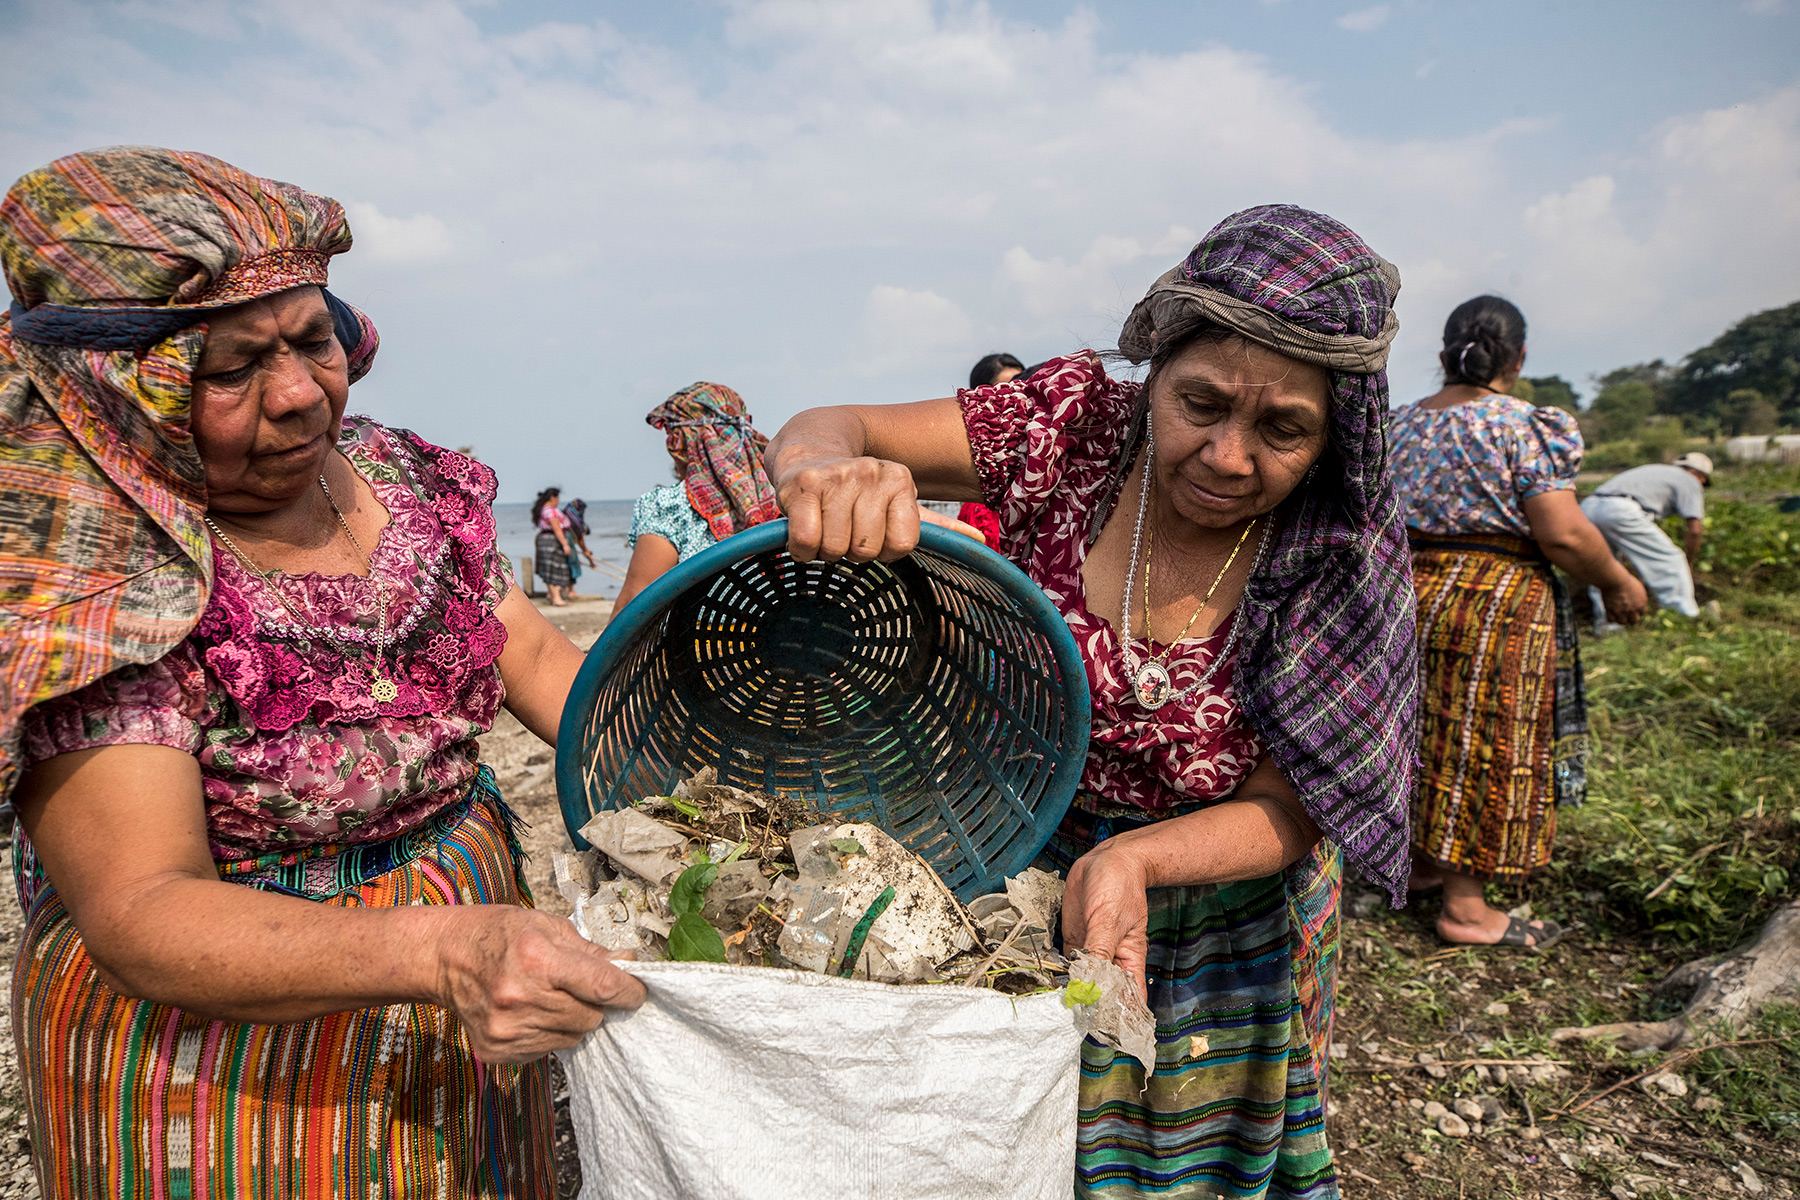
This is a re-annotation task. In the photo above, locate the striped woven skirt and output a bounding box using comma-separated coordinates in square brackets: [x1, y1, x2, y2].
[533, 530, 572, 588]
[10, 767, 555, 1199]
[1042, 805, 1342, 1200]
[1409, 532, 1588, 880]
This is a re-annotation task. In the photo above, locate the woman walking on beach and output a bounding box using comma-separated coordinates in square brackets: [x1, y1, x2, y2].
[613, 381, 780, 610]
[0, 147, 642, 1198]
[1390, 296, 1646, 948]
[533, 485, 576, 606]
[770, 205, 1421, 1199]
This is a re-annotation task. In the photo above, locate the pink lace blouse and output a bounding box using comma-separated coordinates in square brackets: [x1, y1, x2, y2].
[21, 418, 513, 859]
[959, 353, 1263, 815]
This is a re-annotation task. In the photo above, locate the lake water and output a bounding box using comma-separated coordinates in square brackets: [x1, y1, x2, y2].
[495, 500, 636, 599]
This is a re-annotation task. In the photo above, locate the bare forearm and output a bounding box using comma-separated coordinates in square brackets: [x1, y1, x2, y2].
[1105, 795, 1321, 888]
[84, 876, 454, 1022]
[1538, 524, 1631, 589]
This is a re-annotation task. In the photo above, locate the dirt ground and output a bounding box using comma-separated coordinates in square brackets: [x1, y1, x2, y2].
[1328, 884, 1800, 1199]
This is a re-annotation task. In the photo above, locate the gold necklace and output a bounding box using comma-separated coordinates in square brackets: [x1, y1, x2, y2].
[203, 473, 399, 703]
[1125, 479, 1255, 711]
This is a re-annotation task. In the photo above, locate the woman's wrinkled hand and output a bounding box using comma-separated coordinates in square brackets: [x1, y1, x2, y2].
[1062, 839, 1153, 991]
[437, 907, 646, 1063]
[1602, 574, 1649, 625]
[777, 455, 923, 563]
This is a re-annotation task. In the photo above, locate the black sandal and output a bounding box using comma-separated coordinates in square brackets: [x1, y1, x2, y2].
[1437, 914, 1564, 950]
[1495, 915, 1563, 950]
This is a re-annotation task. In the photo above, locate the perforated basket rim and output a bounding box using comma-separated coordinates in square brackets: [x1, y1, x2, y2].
[554, 518, 1092, 878]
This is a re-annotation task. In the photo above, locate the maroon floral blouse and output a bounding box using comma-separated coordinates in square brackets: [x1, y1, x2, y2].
[22, 418, 513, 859]
[960, 352, 1263, 815]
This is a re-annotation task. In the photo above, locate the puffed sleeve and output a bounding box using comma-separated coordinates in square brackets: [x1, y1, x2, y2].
[1511, 406, 1584, 501]
[957, 352, 1140, 556]
[20, 644, 209, 766]
[396, 427, 515, 611]
[627, 486, 674, 550]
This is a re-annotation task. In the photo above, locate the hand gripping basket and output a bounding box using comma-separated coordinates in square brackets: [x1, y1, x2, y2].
[555, 519, 1091, 901]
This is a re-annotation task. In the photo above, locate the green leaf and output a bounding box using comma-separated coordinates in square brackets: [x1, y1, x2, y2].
[828, 837, 866, 856]
[668, 913, 728, 962]
[666, 794, 702, 819]
[1063, 979, 1102, 1008]
[669, 861, 718, 917]
[721, 840, 750, 865]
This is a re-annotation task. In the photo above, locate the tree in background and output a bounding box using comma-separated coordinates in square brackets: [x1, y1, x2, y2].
[1522, 375, 1580, 413]
[1636, 415, 1686, 463]
[1668, 300, 1800, 425]
[1583, 376, 1660, 444]
[1719, 388, 1780, 437]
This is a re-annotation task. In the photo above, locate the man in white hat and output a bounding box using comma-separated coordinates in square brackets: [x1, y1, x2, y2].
[1579, 452, 1717, 632]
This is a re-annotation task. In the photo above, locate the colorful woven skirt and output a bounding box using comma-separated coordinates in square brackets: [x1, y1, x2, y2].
[9, 767, 555, 1199]
[1409, 532, 1588, 881]
[1042, 804, 1342, 1200]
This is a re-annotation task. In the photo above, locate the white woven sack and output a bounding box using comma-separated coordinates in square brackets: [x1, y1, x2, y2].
[558, 959, 1084, 1200]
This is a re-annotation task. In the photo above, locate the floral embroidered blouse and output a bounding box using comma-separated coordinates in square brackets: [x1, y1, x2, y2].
[1387, 396, 1583, 538]
[21, 418, 513, 859]
[960, 352, 1263, 815]
[627, 483, 718, 564]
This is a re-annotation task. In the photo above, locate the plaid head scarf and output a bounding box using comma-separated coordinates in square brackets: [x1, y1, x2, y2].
[1120, 204, 1419, 907]
[0, 146, 379, 798]
[646, 382, 780, 542]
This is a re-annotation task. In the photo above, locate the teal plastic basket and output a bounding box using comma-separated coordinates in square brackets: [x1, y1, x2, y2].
[555, 519, 1090, 901]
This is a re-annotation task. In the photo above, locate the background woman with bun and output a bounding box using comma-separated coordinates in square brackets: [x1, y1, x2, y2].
[1390, 296, 1646, 948]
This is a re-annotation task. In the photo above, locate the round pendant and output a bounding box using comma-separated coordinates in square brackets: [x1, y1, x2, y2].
[370, 675, 399, 703]
[1132, 660, 1173, 711]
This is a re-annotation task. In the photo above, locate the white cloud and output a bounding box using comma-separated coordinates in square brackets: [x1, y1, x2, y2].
[1001, 227, 1197, 321]
[0, 1, 1793, 497]
[1336, 5, 1392, 32]
[857, 286, 973, 376]
[343, 202, 453, 265]
[1513, 86, 1800, 372]
[1745, 0, 1784, 14]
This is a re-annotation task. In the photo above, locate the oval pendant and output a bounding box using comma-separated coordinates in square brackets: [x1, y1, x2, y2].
[1133, 660, 1172, 711]
[370, 675, 399, 703]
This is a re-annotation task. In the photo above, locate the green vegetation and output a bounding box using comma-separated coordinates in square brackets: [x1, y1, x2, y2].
[1551, 462, 1800, 950]
[1558, 593, 1799, 947]
[1519, 299, 1800, 464]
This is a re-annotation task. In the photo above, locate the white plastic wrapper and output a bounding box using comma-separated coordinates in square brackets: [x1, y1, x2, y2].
[557, 959, 1085, 1200]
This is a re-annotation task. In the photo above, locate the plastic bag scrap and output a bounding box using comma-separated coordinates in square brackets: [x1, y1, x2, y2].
[559, 768, 1156, 1043]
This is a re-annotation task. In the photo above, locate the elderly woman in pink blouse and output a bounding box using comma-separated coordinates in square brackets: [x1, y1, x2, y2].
[1, 149, 639, 1197]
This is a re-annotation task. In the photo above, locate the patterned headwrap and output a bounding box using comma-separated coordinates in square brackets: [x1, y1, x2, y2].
[0, 146, 379, 798]
[1120, 204, 1420, 907]
[646, 382, 780, 542]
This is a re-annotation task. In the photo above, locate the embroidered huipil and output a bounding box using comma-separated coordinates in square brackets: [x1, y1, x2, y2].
[960, 355, 1263, 814]
[21, 417, 512, 859]
[1387, 396, 1583, 535]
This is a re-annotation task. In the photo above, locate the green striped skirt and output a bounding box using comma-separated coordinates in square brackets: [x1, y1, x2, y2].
[1043, 806, 1342, 1199]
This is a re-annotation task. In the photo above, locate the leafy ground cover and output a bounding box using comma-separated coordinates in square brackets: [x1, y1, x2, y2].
[1331, 467, 1800, 1197]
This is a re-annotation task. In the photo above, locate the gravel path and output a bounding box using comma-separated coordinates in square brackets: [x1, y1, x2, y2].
[0, 597, 612, 1198]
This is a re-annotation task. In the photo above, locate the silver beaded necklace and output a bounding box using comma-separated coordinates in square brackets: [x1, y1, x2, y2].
[203, 473, 399, 703]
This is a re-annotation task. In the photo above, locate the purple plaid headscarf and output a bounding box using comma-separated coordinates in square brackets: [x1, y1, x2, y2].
[1120, 204, 1419, 907]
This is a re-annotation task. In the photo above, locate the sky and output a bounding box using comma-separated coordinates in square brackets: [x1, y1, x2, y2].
[3, 0, 1798, 501]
